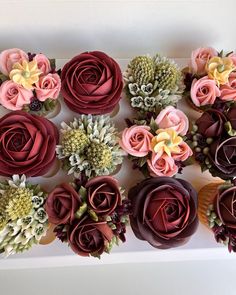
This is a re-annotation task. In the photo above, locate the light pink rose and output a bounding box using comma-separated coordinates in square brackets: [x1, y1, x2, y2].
[35, 73, 61, 102]
[190, 77, 220, 107]
[155, 106, 189, 136]
[220, 72, 236, 101]
[0, 80, 33, 110]
[189, 47, 218, 75]
[229, 53, 236, 67]
[119, 125, 153, 157]
[0, 48, 28, 76]
[34, 54, 51, 75]
[172, 142, 193, 162]
[147, 153, 178, 177]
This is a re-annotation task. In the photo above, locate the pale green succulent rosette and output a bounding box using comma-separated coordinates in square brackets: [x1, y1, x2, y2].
[0, 175, 48, 257]
[124, 54, 185, 115]
[56, 115, 124, 178]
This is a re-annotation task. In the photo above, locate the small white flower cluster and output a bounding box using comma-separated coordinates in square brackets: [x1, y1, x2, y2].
[0, 175, 48, 257]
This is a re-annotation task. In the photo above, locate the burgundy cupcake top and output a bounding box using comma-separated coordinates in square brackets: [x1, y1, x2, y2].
[61, 51, 123, 115]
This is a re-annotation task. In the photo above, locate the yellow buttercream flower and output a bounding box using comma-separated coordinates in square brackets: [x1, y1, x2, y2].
[151, 128, 183, 157]
[206, 56, 235, 86]
[9, 60, 41, 89]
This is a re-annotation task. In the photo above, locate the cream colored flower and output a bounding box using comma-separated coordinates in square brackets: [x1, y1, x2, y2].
[9, 60, 41, 89]
[206, 57, 235, 86]
[151, 128, 183, 156]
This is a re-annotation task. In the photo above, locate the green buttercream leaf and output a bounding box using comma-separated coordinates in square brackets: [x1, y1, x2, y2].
[79, 186, 87, 201]
[150, 117, 158, 133]
[75, 203, 87, 219]
[225, 121, 236, 136]
[88, 209, 98, 222]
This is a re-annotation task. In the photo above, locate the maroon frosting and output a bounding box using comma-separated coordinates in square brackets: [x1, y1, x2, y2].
[85, 176, 122, 216]
[128, 177, 198, 249]
[45, 183, 82, 225]
[69, 216, 114, 256]
[227, 106, 236, 129]
[0, 111, 59, 177]
[61, 51, 123, 115]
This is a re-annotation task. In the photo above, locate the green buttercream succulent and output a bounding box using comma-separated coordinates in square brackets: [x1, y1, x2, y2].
[87, 142, 112, 169]
[62, 129, 89, 155]
[155, 61, 179, 90]
[0, 212, 7, 231]
[130, 56, 155, 86]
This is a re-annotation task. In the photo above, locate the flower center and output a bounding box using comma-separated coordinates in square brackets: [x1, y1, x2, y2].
[217, 64, 225, 73]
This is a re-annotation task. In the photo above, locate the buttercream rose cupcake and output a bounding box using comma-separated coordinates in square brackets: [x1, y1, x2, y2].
[0, 111, 59, 177]
[184, 47, 236, 112]
[129, 177, 198, 249]
[0, 175, 48, 256]
[120, 106, 192, 178]
[0, 48, 61, 116]
[188, 105, 236, 179]
[198, 181, 236, 252]
[45, 176, 130, 258]
[56, 115, 124, 178]
[124, 54, 184, 117]
[61, 51, 123, 115]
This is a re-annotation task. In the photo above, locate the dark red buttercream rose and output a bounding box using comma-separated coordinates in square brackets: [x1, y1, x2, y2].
[61, 51, 123, 115]
[85, 176, 122, 216]
[45, 183, 82, 225]
[0, 111, 59, 177]
[69, 216, 114, 256]
[128, 177, 198, 249]
[227, 106, 236, 130]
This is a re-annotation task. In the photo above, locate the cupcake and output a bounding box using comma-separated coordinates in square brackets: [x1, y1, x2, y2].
[0, 175, 48, 256]
[61, 51, 123, 115]
[45, 176, 131, 258]
[188, 105, 236, 179]
[198, 181, 236, 252]
[56, 115, 124, 178]
[0, 111, 59, 177]
[124, 54, 184, 117]
[128, 177, 198, 249]
[0, 48, 61, 116]
[183, 47, 236, 112]
[119, 106, 192, 178]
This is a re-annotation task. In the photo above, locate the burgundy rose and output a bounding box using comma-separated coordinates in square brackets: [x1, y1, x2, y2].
[196, 109, 227, 138]
[45, 183, 82, 225]
[208, 137, 236, 179]
[61, 51, 123, 115]
[227, 106, 236, 130]
[128, 177, 198, 249]
[0, 111, 59, 177]
[85, 176, 122, 216]
[69, 216, 114, 256]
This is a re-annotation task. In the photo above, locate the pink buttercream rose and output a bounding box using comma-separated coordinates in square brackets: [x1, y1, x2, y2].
[172, 142, 193, 162]
[190, 77, 220, 107]
[220, 72, 236, 101]
[0, 48, 28, 76]
[155, 106, 189, 136]
[119, 125, 153, 157]
[0, 80, 33, 110]
[189, 47, 218, 75]
[35, 73, 61, 102]
[147, 153, 178, 177]
[34, 54, 51, 75]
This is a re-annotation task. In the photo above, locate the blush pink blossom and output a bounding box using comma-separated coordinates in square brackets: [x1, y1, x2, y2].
[119, 125, 153, 157]
[189, 47, 218, 75]
[0, 80, 33, 110]
[172, 142, 193, 162]
[35, 73, 61, 102]
[190, 77, 220, 107]
[147, 153, 178, 177]
[155, 106, 189, 136]
[0, 48, 28, 76]
[34, 53, 51, 75]
[220, 72, 236, 101]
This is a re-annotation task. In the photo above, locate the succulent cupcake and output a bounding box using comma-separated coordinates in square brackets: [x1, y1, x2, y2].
[188, 105, 236, 179]
[129, 177, 198, 249]
[120, 106, 192, 177]
[0, 175, 48, 256]
[56, 115, 124, 178]
[184, 47, 236, 112]
[45, 176, 131, 258]
[198, 181, 236, 253]
[0, 48, 61, 116]
[124, 54, 184, 116]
